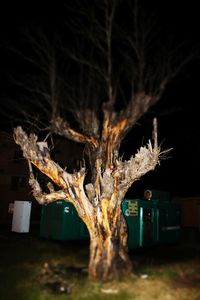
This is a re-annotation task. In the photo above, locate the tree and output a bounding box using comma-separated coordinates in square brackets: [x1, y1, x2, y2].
[11, 0, 190, 281]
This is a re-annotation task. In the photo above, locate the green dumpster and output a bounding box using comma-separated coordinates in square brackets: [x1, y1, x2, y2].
[121, 198, 181, 249]
[40, 197, 181, 248]
[40, 200, 89, 240]
[121, 199, 159, 249]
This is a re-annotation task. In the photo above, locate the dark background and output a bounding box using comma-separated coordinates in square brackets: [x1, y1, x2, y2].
[0, 1, 200, 198]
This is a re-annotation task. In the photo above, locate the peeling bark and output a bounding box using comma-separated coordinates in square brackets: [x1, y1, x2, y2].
[89, 219, 131, 281]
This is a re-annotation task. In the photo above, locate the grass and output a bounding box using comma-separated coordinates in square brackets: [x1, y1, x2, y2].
[0, 225, 200, 300]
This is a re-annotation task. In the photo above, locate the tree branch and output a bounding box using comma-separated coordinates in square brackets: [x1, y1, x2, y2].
[29, 178, 67, 204]
[114, 119, 161, 199]
[13, 126, 95, 219]
[51, 116, 99, 148]
[26, 159, 66, 204]
[13, 126, 68, 189]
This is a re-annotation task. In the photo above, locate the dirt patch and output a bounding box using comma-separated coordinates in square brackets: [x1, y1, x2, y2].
[37, 261, 88, 294]
[171, 271, 200, 288]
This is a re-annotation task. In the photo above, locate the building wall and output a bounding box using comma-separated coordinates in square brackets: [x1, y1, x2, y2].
[172, 196, 200, 228]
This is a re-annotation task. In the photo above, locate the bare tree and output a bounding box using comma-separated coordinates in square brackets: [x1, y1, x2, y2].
[12, 0, 189, 281]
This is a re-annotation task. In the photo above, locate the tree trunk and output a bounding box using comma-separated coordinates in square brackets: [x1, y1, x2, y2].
[88, 209, 132, 281]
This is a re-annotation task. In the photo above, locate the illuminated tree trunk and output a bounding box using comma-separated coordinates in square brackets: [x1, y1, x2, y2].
[88, 210, 131, 281]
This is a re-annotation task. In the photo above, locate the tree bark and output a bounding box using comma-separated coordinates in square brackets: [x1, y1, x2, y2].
[88, 209, 132, 281]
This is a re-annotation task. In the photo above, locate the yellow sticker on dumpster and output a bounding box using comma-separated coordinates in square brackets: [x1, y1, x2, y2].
[128, 201, 138, 216]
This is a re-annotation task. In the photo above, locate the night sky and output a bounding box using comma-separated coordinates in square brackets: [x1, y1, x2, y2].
[0, 1, 200, 198]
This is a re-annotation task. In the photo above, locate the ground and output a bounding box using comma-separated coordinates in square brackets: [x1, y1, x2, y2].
[0, 225, 200, 300]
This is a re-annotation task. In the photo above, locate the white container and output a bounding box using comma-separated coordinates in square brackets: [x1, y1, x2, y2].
[12, 201, 32, 233]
